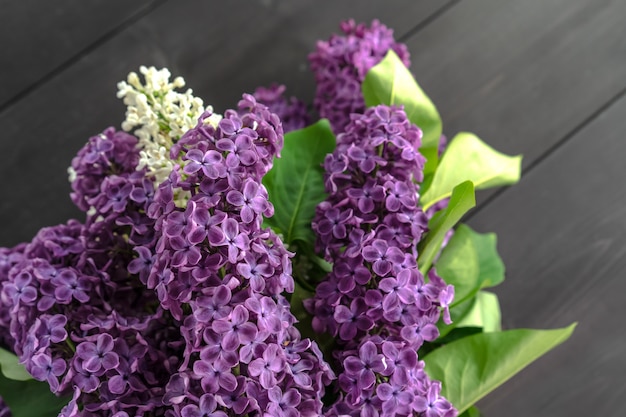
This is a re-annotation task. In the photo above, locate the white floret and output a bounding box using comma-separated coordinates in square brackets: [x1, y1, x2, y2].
[117, 67, 222, 181]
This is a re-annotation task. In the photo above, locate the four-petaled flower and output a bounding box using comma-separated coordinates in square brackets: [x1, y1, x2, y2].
[76, 333, 120, 373]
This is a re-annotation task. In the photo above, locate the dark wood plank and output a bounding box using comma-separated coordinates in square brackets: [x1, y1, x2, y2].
[405, 0, 626, 171]
[468, 92, 626, 417]
[0, 0, 156, 107]
[0, 0, 448, 246]
[144, 0, 451, 109]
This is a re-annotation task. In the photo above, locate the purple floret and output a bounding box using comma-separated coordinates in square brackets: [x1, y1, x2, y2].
[309, 19, 411, 133]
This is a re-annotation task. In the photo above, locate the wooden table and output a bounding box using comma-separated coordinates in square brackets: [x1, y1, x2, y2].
[1, 1, 624, 415]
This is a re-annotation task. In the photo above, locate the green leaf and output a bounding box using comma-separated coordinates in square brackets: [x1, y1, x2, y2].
[436, 224, 505, 307]
[362, 49, 442, 177]
[437, 291, 501, 339]
[459, 406, 482, 417]
[421, 132, 522, 211]
[423, 323, 577, 414]
[418, 181, 476, 275]
[0, 348, 31, 381]
[263, 119, 336, 245]
[453, 291, 501, 333]
[0, 372, 69, 417]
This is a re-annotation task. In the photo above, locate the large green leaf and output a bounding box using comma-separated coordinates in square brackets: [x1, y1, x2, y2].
[0, 348, 31, 381]
[418, 181, 475, 275]
[423, 323, 577, 414]
[263, 119, 336, 245]
[0, 373, 69, 417]
[459, 406, 482, 417]
[362, 49, 442, 177]
[421, 132, 522, 211]
[453, 291, 501, 333]
[437, 291, 501, 338]
[436, 224, 505, 307]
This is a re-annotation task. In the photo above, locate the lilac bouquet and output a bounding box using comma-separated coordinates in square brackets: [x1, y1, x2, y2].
[0, 20, 574, 417]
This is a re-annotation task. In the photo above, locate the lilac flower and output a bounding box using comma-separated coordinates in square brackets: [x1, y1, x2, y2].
[314, 207, 353, 241]
[215, 376, 252, 414]
[346, 180, 386, 214]
[343, 341, 387, 391]
[163, 374, 190, 405]
[76, 334, 120, 373]
[181, 395, 227, 417]
[400, 316, 440, 347]
[267, 386, 302, 417]
[413, 381, 457, 417]
[376, 382, 415, 416]
[309, 20, 410, 133]
[362, 239, 405, 277]
[381, 340, 418, 384]
[248, 343, 286, 389]
[144, 97, 333, 416]
[51, 268, 91, 304]
[192, 285, 232, 323]
[211, 218, 250, 263]
[35, 314, 67, 345]
[1, 121, 186, 416]
[333, 297, 374, 341]
[127, 245, 155, 284]
[211, 305, 258, 352]
[308, 106, 457, 416]
[107, 358, 146, 395]
[226, 180, 270, 223]
[2, 270, 37, 307]
[29, 353, 66, 392]
[73, 360, 100, 393]
[184, 149, 225, 178]
[245, 295, 282, 333]
[193, 358, 238, 393]
[69, 127, 139, 212]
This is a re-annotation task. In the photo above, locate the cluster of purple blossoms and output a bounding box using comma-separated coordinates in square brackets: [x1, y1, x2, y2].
[0, 128, 186, 416]
[253, 84, 311, 133]
[0, 243, 25, 349]
[139, 94, 334, 416]
[307, 105, 457, 417]
[309, 20, 411, 134]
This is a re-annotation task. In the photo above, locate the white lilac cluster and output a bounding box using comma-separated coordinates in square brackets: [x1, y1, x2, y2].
[116, 66, 221, 186]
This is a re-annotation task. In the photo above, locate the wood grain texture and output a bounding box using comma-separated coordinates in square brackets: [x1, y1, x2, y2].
[0, 0, 447, 245]
[406, 0, 626, 167]
[468, 93, 626, 417]
[0, 0, 157, 107]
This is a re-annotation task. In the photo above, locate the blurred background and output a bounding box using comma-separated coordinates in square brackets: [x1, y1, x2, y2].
[1, 0, 625, 415]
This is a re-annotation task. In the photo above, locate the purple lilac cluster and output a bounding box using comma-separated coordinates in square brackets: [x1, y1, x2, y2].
[252, 84, 311, 133]
[0, 244, 25, 349]
[307, 106, 457, 417]
[140, 94, 334, 416]
[309, 20, 410, 134]
[0, 129, 185, 416]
